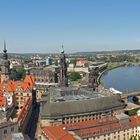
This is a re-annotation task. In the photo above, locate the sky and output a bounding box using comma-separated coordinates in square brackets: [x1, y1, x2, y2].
[0, 0, 140, 53]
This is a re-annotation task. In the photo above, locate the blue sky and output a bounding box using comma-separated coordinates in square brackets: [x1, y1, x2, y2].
[0, 0, 140, 53]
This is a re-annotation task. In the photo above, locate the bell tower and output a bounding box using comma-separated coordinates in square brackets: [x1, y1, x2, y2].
[88, 66, 99, 91]
[1, 41, 10, 83]
[59, 45, 68, 87]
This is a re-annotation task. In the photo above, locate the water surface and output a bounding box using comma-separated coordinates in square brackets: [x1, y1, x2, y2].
[101, 66, 140, 92]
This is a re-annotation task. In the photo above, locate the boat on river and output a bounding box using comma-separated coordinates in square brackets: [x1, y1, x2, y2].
[109, 88, 122, 94]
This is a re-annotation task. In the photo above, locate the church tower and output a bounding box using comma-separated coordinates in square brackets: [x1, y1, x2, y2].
[59, 45, 68, 87]
[88, 66, 99, 91]
[1, 41, 10, 83]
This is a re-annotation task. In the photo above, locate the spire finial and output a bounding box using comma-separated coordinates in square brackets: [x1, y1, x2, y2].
[61, 43, 64, 54]
[3, 40, 7, 53]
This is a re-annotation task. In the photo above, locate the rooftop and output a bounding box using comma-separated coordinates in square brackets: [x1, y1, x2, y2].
[41, 87, 125, 118]
[42, 115, 140, 139]
[49, 87, 105, 103]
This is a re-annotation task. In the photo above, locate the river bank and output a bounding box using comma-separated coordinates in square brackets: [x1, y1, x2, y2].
[98, 63, 123, 86]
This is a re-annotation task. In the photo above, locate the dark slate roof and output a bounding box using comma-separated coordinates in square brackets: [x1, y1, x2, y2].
[41, 94, 125, 118]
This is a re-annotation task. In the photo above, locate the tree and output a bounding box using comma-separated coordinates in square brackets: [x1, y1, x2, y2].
[68, 72, 81, 81]
[10, 67, 26, 81]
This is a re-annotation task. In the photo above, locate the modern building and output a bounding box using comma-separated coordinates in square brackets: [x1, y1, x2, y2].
[40, 86, 125, 127]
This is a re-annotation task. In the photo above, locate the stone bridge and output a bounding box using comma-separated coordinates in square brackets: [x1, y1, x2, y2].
[121, 90, 140, 99]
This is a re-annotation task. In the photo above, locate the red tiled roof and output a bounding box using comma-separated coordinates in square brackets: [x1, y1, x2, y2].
[42, 115, 140, 139]
[42, 126, 77, 140]
[0, 75, 35, 93]
[24, 75, 35, 90]
[75, 117, 137, 138]
[64, 116, 118, 131]
[78, 60, 89, 63]
[0, 94, 6, 107]
[18, 97, 32, 127]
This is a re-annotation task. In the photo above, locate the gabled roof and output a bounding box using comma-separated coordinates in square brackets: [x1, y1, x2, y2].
[24, 75, 35, 90]
[0, 75, 35, 93]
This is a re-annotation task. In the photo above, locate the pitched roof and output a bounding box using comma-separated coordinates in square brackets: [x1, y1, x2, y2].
[41, 94, 125, 118]
[41, 115, 140, 139]
[0, 94, 6, 107]
[78, 60, 89, 63]
[42, 126, 79, 140]
[24, 75, 35, 90]
[0, 75, 35, 93]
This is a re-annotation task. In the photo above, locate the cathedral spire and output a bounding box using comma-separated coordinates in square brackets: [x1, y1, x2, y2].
[59, 44, 68, 87]
[3, 40, 8, 60]
[3, 40, 7, 53]
[1, 40, 10, 83]
[61, 43, 64, 54]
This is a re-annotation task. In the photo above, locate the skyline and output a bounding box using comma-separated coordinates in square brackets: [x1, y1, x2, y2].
[0, 0, 140, 53]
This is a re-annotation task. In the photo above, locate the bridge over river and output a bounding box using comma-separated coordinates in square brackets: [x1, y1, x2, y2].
[121, 90, 140, 99]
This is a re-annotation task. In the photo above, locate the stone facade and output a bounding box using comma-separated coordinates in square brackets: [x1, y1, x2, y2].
[40, 87, 125, 127]
[0, 121, 18, 140]
[1, 41, 10, 83]
[59, 47, 68, 87]
[30, 67, 59, 102]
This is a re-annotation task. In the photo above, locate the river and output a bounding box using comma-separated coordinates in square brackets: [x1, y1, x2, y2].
[101, 66, 140, 92]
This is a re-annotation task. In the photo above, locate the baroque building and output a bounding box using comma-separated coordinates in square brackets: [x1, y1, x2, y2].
[88, 66, 99, 91]
[40, 87, 125, 127]
[30, 66, 59, 102]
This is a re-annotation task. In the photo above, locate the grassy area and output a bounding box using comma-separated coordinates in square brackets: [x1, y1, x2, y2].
[107, 63, 122, 71]
[100, 80, 104, 86]
[125, 107, 140, 116]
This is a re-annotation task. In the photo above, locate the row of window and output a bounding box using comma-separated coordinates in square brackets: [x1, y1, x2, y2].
[62, 113, 112, 124]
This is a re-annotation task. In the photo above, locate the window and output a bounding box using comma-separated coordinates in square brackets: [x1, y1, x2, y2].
[11, 127, 14, 132]
[4, 129, 7, 134]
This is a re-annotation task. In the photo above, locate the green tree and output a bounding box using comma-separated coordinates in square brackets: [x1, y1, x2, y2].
[68, 72, 81, 81]
[10, 67, 26, 81]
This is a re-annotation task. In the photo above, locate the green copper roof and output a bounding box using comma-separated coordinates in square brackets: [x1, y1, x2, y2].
[61, 44, 64, 54]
